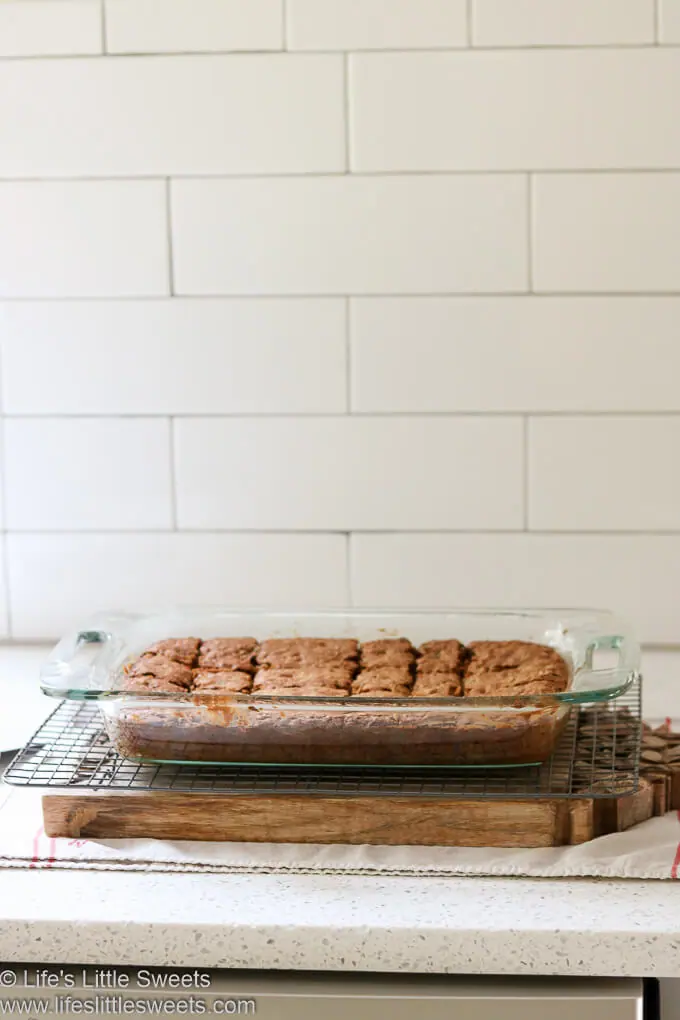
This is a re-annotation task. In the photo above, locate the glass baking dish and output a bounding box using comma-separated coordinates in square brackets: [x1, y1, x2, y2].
[40, 607, 640, 768]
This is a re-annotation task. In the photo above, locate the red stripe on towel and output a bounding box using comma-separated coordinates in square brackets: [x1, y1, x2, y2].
[46, 837, 57, 868]
[29, 826, 43, 869]
[671, 813, 680, 880]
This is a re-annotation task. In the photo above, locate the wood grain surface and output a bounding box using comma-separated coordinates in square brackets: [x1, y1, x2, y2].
[42, 780, 655, 847]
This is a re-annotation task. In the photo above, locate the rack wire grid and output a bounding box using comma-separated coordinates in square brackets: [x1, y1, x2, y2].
[4, 678, 642, 800]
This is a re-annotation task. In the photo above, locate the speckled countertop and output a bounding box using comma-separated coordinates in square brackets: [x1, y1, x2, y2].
[1, 646, 679, 978]
[0, 868, 679, 976]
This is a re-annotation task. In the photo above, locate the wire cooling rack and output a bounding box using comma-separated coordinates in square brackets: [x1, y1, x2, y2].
[4, 678, 642, 799]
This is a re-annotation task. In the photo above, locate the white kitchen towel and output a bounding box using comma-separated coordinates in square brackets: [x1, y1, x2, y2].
[0, 787, 678, 879]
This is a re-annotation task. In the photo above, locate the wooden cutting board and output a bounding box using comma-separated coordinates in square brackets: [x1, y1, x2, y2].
[42, 779, 656, 847]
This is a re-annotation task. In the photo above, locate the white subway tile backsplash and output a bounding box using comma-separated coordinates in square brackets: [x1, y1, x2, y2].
[105, 0, 282, 54]
[659, 0, 680, 42]
[533, 173, 680, 293]
[287, 0, 467, 51]
[0, 55, 344, 177]
[2, 3, 679, 646]
[472, 0, 655, 47]
[0, 181, 168, 299]
[7, 533, 349, 639]
[351, 533, 680, 644]
[351, 297, 680, 413]
[0, 550, 9, 639]
[171, 175, 528, 295]
[350, 50, 680, 173]
[0, 300, 346, 415]
[640, 649, 680, 720]
[528, 417, 680, 532]
[0, 1, 102, 57]
[4, 419, 173, 531]
[174, 417, 524, 530]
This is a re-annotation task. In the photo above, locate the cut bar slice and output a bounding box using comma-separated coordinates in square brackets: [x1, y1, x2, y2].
[252, 682, 348, 698]
[464, 640, 569, 697]
[464, 669, 567, 698]
[352, 685, 411, 698]
[125, 655, 193, 689]
[360, 638, 415, 668]
[257, 638, 358, 669]
[253, 667, 353, 692]
[417, 639, 466, 673]
[412, 675, 462, 698]
[466, 640, 565, 672]
[197, 637, 258, 673]
[142, 637, 201, 667]
[192, 670, 252, 693]
[120, 675, 187, 694]
[352, 666, 412, 698]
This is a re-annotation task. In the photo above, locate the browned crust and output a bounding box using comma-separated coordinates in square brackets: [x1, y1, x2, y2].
[142, 638, 201, 667]
[117, 676, 187, 695]
[257, 638, 358, 669]
[360, 638, 415, 669]
[197, 637, 258, 673]
[124, 655, 193, 690]
[464, 641, 569, 697]
[192, 670, 252, 693]
[466, 639, 566, 671]
[353, 664, 412, 690]
[121, 637, 569, 700]
[252, 684, 349, 698]
[417, 639, 466, 673]
[412, 675, 463, 698]
[253, 667, 353, 692]
[351, 667, 412, 697]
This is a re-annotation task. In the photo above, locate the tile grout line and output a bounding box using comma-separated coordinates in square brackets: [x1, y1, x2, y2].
[281, 0, 288, 50]
[165, 179, 175, 297]
[2, 42, 678, 61]
[343, 52, 351, 172]
[4, 291, 680, 302]
[100, 0, 108, 54]
[168, 417, 178, 530]
[346, 531, 353, 606]
[6, 169, 680, 182]
[7, 169, 680, 184]
[345, 297, 352, 412]
[11, 526, 680, 537]
[8, 411, 680, 419]
[523, 416, 530, 530]
[655, 0, 660, 43]
[527, 172, 534, 292]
